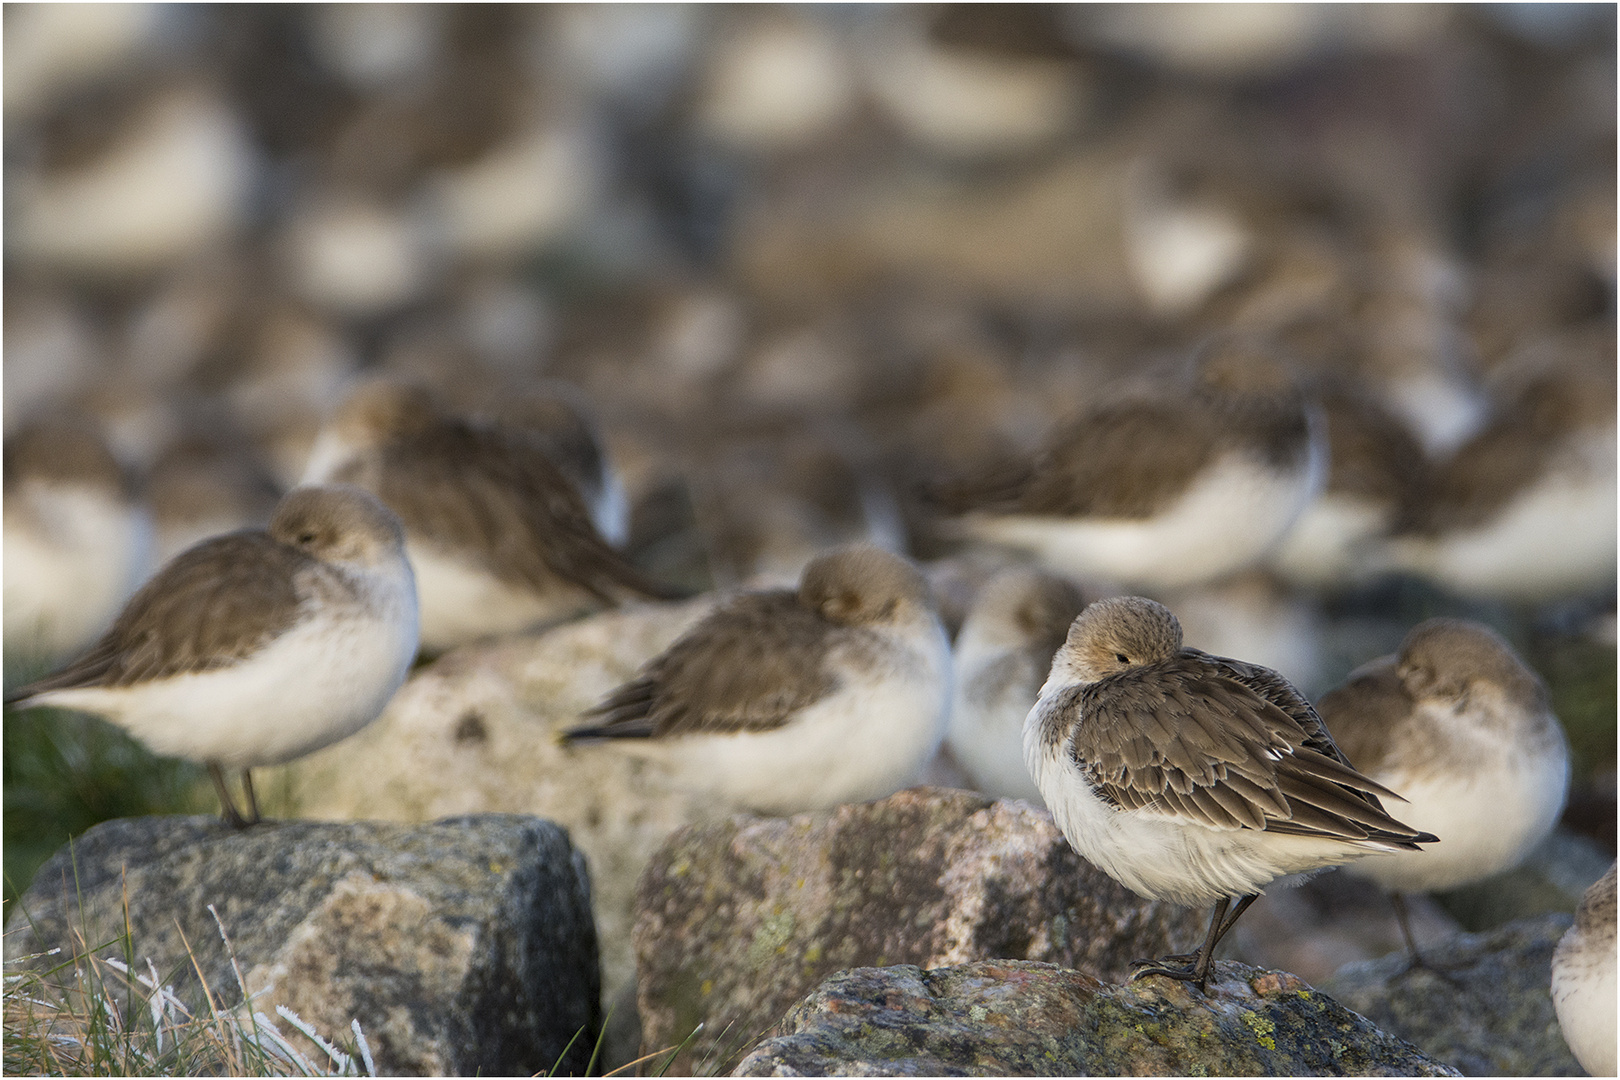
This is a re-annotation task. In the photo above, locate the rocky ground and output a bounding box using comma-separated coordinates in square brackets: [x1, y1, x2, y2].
[4, 5, 1615, 1077]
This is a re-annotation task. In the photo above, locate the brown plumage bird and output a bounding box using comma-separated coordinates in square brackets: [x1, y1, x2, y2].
[1025, 596, 1436, 990]
[563, 545, 953, 816]
[302, 379, 681, 653]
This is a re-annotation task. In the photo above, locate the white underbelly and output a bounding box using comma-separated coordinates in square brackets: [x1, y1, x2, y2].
[639, 626, 953, 815]
[1392, 431, 1617, 601]
[1345, 736, 1570, 893]
[947, 647, 1045, 803]
[408, 540, 597, 653]
[34, 591, 418, 768]
[964, 453, 1321, 590]
[1269, 493, 1390, 589]
[1025, 712, 1393, 906]
[4, 488, 155, 661]
[1552, 928, 1618, 1078]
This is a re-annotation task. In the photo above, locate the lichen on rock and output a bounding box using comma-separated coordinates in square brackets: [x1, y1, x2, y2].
[734, 958, 1460, 1076]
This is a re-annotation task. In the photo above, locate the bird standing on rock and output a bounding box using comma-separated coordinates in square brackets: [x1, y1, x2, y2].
[1317, 618, 1570, 966]
[562, 544, 953, 816]
[6, 485, 418, 827]
[1025, 596, 1437, 990]
[303, 379, 681, 654]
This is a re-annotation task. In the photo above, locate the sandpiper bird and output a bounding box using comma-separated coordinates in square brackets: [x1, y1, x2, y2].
[302, 379, 681, 654]
[1268, 379, 1428, 591]
[946, 567, 1087, 803]
[1318, 618, 1570, 964]
[4, 413, 155, 665]
[6, 485, 418, 827]
[925, 336, 1325, 591]
[1025, 596, 1436, 990]
[562, 545, 953, 815]
[1551, 862, 1616, 1078]
[1384, 355, 1616, 602]
[488, 381, 631, 549]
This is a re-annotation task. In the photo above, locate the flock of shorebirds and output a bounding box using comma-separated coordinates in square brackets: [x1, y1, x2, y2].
[0, 7, 1610, 1075]
[5, 322, 1614, 1070]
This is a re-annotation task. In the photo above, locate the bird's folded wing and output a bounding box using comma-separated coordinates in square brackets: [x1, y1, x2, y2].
[9, 533, 307, 697]
[367, 426, 682, 601]
[1309, 657, 1408, 776]
[929, 397, 1218, 518]
[565, 592, 839, 739]
[1073, 657, 1430, 844]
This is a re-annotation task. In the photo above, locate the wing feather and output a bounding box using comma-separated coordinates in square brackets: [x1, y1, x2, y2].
[8, 533, 308, 700]
[350, 423, 681, 603]
[564, 591, 841, 740]
[1071, 652, 1434, 845]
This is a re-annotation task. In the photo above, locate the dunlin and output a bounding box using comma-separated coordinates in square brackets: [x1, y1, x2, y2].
[946, 567, 1087, 802]
[4, 413, 155, 664]
[303, 379, 680, 653]
[490, 381, 631, 549]
[1551, 862, 1616, 1078]
[7, 485, 418, 827]
[928, 336, 1325, 590]
[1269, 380, 1428, 591]
[563, 544, 952, 815]
[1386, 357, 1616, 601]
[1318, 618, 1570, 963]
[1025, 596, 1436, 989]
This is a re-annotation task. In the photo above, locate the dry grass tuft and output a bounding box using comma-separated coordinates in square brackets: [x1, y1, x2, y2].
[3, 902, 373, 1077]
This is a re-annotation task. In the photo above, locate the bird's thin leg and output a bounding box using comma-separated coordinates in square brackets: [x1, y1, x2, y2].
[1390, 893, 1465, 987]
[208, 764, 249, 829]
[1392, 892, 1424, 963]
[240, 768, 260, 825]
[1212, 893, 1259, 948]
[1131, 897, 1231, 989]
[1191, 893, 1259, 989]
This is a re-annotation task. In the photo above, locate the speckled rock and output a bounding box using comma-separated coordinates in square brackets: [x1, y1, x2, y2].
[6, 815, 599, 1077]
[263, 597, 719, 1041]
[633, 787, 1207, 1075]
[1323, 913, 1582, 1076]
[733, 959, 1460, 1076]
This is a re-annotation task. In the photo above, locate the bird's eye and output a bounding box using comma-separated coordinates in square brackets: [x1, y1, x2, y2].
[298, 531, 318, 545]
[1115, 652, 1130, 664]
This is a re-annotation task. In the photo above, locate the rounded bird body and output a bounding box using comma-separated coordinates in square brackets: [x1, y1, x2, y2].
[7, 485, 418, 824]
[1320, 618, 1570, 895]
[303, 379, 678, 653]
[564, 545, 952, 815]
[4, 414, 156, 663]
[947, 568, 1087, 803]
[1551, 863, 1617, 1078]
[1024, 595, 1434, 986]
[1385, 363, 1617, 602]
[930, 338, 1326, 591]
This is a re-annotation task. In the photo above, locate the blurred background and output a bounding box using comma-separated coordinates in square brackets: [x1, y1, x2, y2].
[3, 2, 1614, 932]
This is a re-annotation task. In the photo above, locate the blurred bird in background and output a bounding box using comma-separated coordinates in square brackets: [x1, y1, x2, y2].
[2, 4, 1611, 996]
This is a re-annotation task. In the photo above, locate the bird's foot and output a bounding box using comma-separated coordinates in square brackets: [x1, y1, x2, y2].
[1129, 956, 1209, 991]
[219, 806, 252, 830]
[1392, 951, 1466, 990]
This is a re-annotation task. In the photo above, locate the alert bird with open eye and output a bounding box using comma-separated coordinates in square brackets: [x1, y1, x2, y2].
[1025, 596, 1437, 990]
[562, 544, 953, 815]
[6, 485, 418, 827]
